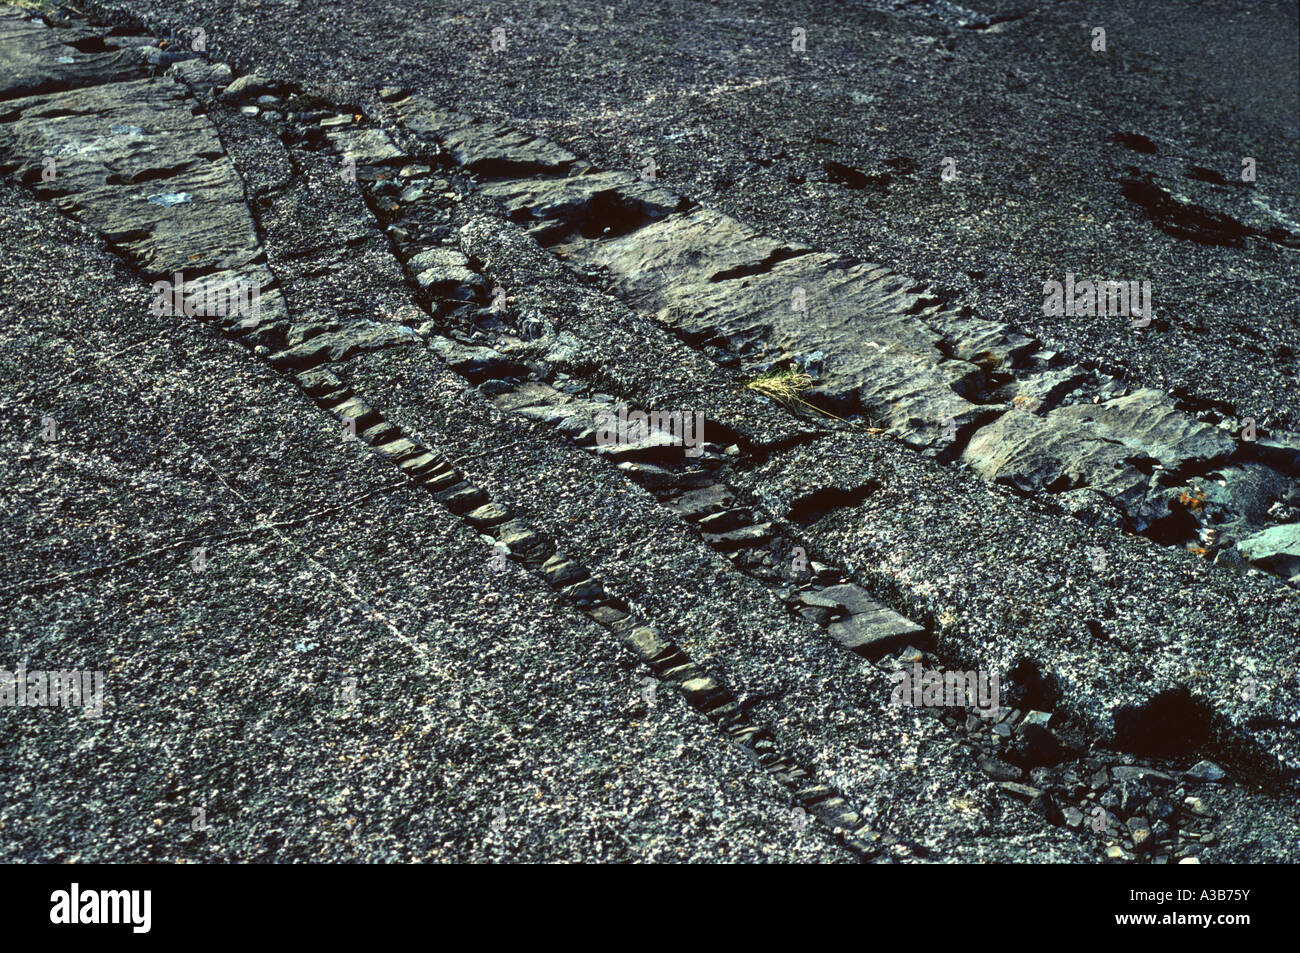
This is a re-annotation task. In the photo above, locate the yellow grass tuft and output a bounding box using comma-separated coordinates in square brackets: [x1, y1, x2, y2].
[744, 368, 844, 420]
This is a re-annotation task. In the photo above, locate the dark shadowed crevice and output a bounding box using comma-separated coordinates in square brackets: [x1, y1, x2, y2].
[709, 246, 812, 282]
[1113, 689, 1213, 758]
[787, 483, 878, 526]
[1119, 175, 1259, 247]
[1111, 131, 1158, 154]
[1005, 659, 1063, 711]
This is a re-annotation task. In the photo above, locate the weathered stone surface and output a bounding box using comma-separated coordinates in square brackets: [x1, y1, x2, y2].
[1198, 464, 1293, 526]
[961, 408, 1148, 504]
[426, 338, 528, 381]
[827, 608, 925, 654]
[165, 58, 233, 97]
[0, 8, 148, 99]
[592, 429, 685, 464]
[664, 484, 734, 520]
[430, 110, 1300, 564]
[480, 169, 682, 239]
[0, 78, 260, 277]
[396, 96, 577, 175]
[217, 72, 280, 102]
[269, 322, 420, 368]
[743, 428, 1300, 777]
[1236, 524, 1300, 578]
[328, 126, 402, 165]
[6, 5, 1299, 867]
[408, 246, 486, 297]
[701, 523, 772, 550]
[1054, 389, 1236, 467]
[560, 207, 809, 311]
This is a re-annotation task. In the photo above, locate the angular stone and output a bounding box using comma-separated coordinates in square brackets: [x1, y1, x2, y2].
[480, 170, 682, 239]
[1111, 766, 1177, 785]
[269, 324, 417, 368]
[396, 96, 577, 176]
[1054, 389, 1236, 468]
[701, 523, 773, 551]
[398, 451, 440, 474]
[978, 756, 1021, 781]
[465, 503, 511, 528]
[592, 430, 687, 464]
[1127, 816, 1153, 851]
[408, 247, 487, 299]
[540, 556, 588, 587]
[426, 339, 528, 381]
[663, 484, 734, 520]
[328, 126, 403, 165]
[1183, 760, 1227, 783]
[962, 408, 1147, 507]
[810, 583, 925, 653]
[559, 578, 607, 607]
[681, 677, 725, 706]
[166, 59, 233, 97]
[615, 462, 713, 492]
[625, 626, 669, 661]
[489, 518, 538, 549]
[585, 604, 630, 626]
[997, 781, 1041, 800]
[566, 207, 809, 312]
[219, 73, 279, 102]
[372, 437, 420, 461]
[1022, 710, 1053, 729]
[434, 481, 489, 513]
[330, 396, 382, 429]
[1005, 368, 1089, 413]
[696, 508, 753, 533]
[1236, 524, 1300, 578]
[419, 468, 462, 492]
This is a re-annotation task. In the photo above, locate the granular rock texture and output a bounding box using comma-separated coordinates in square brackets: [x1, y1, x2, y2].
[1, 2, 1297, 863]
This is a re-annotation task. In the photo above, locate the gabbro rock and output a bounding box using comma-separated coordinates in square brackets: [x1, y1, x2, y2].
[4, 5, 1298, 865]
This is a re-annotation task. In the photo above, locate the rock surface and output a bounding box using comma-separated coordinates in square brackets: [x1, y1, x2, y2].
[1, 2, 1297, 865]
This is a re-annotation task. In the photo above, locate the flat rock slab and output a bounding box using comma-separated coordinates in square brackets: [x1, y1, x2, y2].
[1237, 524, 1300, 579]
[396, 96, 577, 176]
[814, 583, 925, 654]
[1054, 389, 1236, 467]
[0, 8, 149, 99]
[0, 77, 260, 277]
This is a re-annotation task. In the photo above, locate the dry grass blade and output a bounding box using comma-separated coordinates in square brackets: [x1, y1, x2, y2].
[744, 368, 844, 420]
